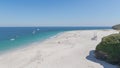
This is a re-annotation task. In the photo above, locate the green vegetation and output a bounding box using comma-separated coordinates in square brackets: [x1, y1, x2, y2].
[95, 34, 120, 65]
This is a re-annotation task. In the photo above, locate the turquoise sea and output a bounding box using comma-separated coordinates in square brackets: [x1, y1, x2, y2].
[0, 27, 111, 52]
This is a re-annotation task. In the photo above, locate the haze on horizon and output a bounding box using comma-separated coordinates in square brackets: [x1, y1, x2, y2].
[0, 0, 120, 27]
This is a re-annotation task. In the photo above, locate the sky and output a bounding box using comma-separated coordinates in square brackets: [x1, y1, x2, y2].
[0, 0, 120, 27]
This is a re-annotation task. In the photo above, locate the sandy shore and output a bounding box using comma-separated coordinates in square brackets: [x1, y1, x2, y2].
[0, 30, 118, 68]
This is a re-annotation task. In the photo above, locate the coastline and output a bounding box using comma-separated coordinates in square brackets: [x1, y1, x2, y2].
[0, 31, 63, 56]
[0, 29, 118, 68]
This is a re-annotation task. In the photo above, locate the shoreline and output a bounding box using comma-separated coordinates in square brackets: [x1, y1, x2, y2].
[0, 31, 64, 56]
[0, 29, 118, 68]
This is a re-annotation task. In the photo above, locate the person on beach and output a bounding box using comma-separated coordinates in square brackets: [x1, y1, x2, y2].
[91, 32, 97, 41]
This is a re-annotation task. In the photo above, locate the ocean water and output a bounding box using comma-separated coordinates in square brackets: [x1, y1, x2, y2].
[0, 27, 111, 52]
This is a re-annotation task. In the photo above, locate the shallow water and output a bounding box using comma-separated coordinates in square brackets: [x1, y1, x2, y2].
[0, 27, 111, 52]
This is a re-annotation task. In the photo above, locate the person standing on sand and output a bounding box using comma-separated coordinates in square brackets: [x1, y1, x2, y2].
[91, 32, 97, 41]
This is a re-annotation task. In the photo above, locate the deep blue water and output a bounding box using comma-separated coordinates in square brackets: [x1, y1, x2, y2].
[0, 27, 111, 52]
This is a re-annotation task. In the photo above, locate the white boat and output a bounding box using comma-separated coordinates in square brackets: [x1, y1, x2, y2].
[37, 28, 40, 31]
[10, 38, 15, 41]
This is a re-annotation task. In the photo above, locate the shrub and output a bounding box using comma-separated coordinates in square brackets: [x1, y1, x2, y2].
[95, 34, 120, 64]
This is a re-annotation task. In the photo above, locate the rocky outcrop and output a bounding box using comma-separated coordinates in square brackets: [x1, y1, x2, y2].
[95, 50, 108, 60]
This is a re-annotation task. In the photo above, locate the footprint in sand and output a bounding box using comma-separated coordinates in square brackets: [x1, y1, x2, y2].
[88, 65, 94, 68]
[19, 51, 43, 68]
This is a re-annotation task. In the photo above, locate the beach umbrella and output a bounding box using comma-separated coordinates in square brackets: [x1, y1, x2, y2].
[112, 24, 120, 33]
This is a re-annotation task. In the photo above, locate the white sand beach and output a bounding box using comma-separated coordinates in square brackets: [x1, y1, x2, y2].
[0, 30, 118, 68]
